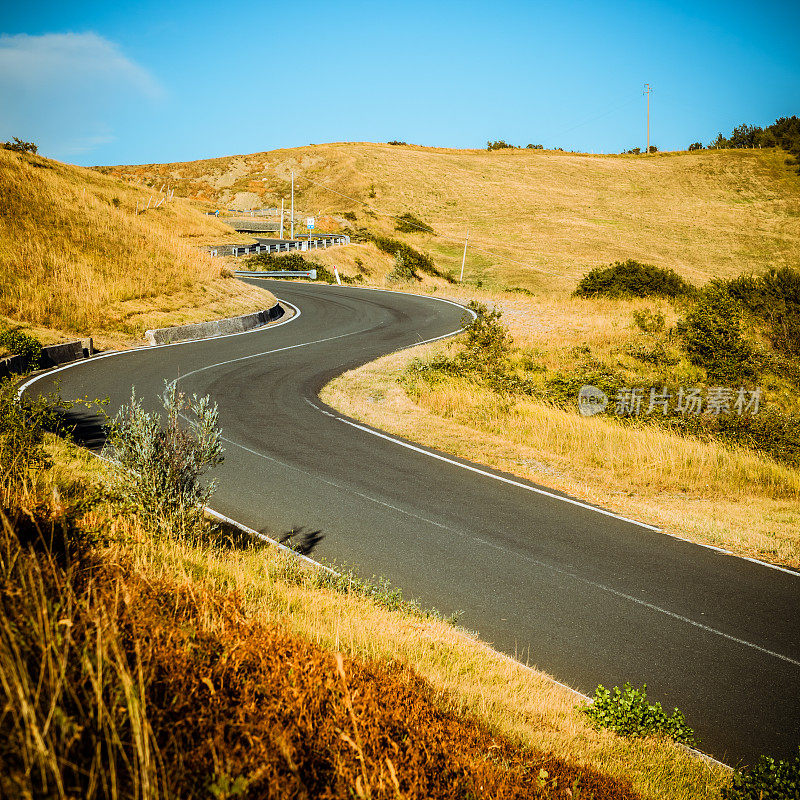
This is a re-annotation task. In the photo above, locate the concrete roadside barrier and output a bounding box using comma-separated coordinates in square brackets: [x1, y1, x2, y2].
[144, 301, 285, 346]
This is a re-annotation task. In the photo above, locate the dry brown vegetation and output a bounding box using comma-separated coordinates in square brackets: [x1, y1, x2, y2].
[102, 142, 800, 289]
[0, 149, 274, 348]
[0, 434, 729, 800]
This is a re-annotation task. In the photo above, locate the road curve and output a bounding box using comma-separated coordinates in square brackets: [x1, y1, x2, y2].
[24, 280, 800, 766]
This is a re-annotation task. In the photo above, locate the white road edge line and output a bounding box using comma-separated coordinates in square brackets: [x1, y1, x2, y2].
[16, 300, 302, 400]
[205, 495, 733, 771]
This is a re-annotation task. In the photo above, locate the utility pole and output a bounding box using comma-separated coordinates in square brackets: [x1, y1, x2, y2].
[280, 198, 284, 239]
[290, 172, 295, 239]
[459, 227, 470, 282]
[643, 83, 652, 153]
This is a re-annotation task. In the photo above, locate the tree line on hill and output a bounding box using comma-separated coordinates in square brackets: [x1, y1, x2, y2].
[687, 116, 800, 171]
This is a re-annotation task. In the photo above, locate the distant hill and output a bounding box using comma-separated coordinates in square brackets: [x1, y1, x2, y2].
[100, 142, 800, 290]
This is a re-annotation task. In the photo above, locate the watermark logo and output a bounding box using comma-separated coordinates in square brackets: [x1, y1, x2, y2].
[578, 385, 609, 417]
[578, 386, 761, 417]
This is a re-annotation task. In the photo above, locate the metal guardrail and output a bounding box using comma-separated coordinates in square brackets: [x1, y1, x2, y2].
[209, 234, 350, 258]
[234, 270, 317, 279]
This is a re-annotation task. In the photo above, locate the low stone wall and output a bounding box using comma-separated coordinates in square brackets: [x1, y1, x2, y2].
[1, 338, 93, 381]
[144, 302, 284, 346]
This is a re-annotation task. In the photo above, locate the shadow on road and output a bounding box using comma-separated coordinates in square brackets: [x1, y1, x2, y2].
[278, 527, 325, 556]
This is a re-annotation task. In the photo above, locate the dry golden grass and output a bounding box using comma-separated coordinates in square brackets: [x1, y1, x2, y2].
[321, 344, 800, 569]
[105, 142, 800, 290]
[0, 149, 274, 347]
[40, 439, 725, 800]
[131, 536, 729, 800]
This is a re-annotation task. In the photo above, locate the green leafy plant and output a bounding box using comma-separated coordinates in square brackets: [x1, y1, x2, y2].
[104, 382, 224, 537]
[678, 283, 760, 383]
[363, 231, 453, 281]
[2, 137, 37, 154]
[584, 683, 697, 746]
[0, 327, 42, 371]
[487, 140, 516, 150]
[722, 746, 800, 799]
[632, 308, 666, 335]
[386, 252, 420, 283]
[575, 260, 692, 299]
[724, 267, 800, 358]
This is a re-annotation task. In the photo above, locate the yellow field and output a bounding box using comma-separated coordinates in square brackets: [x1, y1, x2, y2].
[0, 148, 273, 349]
[103, 142, 800, 289]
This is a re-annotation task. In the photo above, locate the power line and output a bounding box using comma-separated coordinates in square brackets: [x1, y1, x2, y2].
[548, 93, 639, 141]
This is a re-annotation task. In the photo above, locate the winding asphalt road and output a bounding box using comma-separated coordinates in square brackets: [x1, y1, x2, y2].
[24, 281, 800, 766]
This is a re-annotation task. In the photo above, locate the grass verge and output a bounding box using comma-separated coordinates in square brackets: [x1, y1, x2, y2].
[1, 427, 730, 799]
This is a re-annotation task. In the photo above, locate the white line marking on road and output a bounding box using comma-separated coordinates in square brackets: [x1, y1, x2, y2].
[17, 300, 303, 399]
[308, 400, 661, 532]
[224, 421, 800, 670]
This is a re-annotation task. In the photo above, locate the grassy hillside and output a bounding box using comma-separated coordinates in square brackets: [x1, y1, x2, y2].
[0, 148, 273, 349]
[100, 142, 800, 289]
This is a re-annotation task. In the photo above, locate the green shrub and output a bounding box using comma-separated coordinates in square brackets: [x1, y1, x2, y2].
[575, 260, 692, 299]
[0, 327, 42, 371]
[688, 142, 704, 151]
[104, 382, 224, 537]
[364, 232, 453, 282]
[386, 252, 421, 283]
[716, 406, 800, 467]
[502, 285, 535, 296]
[724, 267, 800, 358]
[387, 140, 407, 146]
[342, 211, 357, 221]
[1, 381, 50, 496]
[678, 283, 760, 383]
[632, 308, 665, 335]
[722, 747, 800, 799]
[486, 140, 516, 150]
[394, 212, 434, 234]
[457, 302, 513, 374]
[584, 683, 697, 746]
[409, 302, 519, 385]
[2, 137, 37, 154]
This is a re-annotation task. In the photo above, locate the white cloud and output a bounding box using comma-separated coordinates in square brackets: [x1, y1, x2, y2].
[0, 32, 164, 161]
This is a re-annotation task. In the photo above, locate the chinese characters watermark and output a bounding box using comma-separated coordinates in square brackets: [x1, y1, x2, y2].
[578, 385, 761, 418]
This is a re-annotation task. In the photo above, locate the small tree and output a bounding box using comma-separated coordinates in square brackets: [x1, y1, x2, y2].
[708, 132, 729, 149]
[3, 137, 38, 154]
[679, 283, 758, 383]
[104, 382, 224, 537]
[457, 301, 513, 375]
[688, 142, 704, 151]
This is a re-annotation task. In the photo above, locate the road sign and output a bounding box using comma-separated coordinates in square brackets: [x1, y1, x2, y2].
[306, 216, 315, 230]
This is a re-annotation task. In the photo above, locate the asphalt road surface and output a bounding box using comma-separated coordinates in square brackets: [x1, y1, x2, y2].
[24, 280, 800, 766]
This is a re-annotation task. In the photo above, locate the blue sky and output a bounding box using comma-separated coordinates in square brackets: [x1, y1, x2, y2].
[1, 0, 798, 165]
